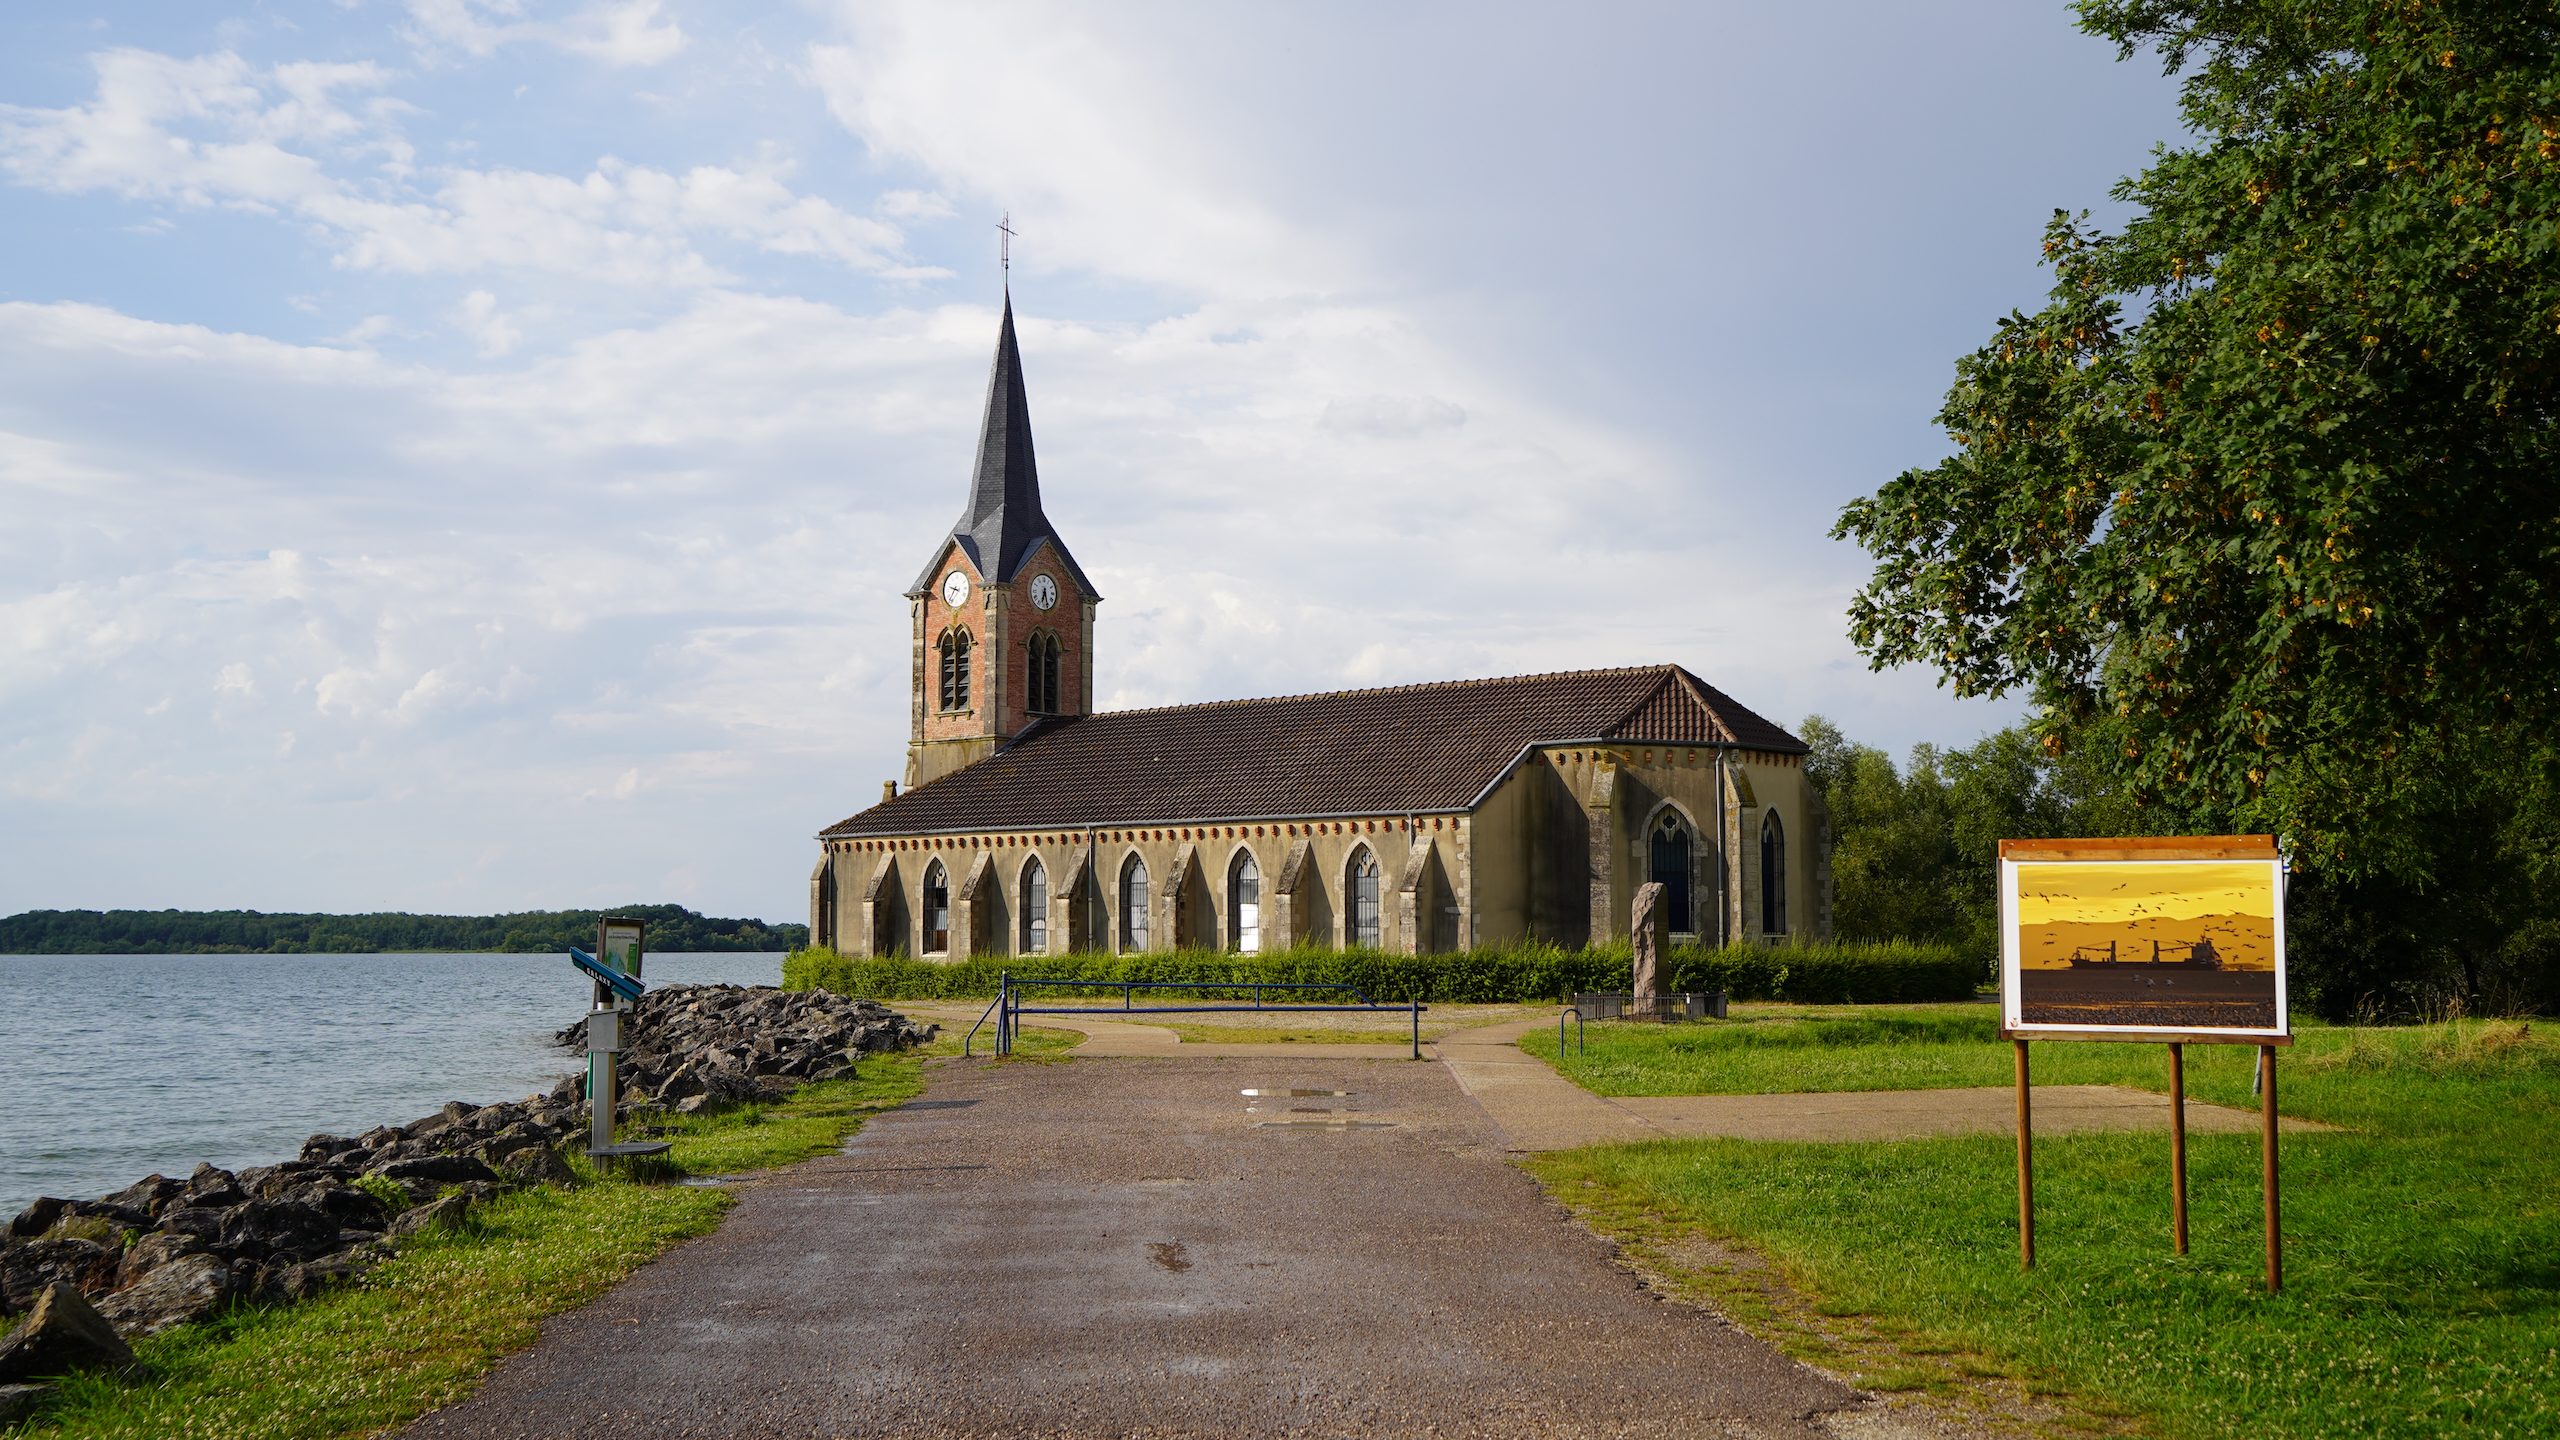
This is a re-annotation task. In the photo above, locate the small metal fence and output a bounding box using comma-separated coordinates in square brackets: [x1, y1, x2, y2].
[979, 975, 1429, 1059]
[1572, 991, 1729, 1023]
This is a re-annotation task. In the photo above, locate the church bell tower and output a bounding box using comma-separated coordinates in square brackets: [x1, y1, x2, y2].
[903, 295, 1100, 791]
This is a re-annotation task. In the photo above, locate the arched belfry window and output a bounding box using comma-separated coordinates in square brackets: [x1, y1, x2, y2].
[937, 628, 972, 711]
[1760, 812, 1788, 935]
[1348, 848, 1381, 949]
[1120, 854, 1150, 952]
[1027, 633, 1062, 715]
[1229, 851, 1261, 953]
[923, 860, 950, 953]
[1650, 811, 1694, 935]
[1021, 856, 1048, 955]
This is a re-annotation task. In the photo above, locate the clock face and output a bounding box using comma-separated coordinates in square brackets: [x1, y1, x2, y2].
[1030, 574, 1058, 610]
[941, 571, 971, 607]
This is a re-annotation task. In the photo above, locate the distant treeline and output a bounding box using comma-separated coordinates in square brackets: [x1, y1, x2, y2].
[0, 904, 808, 955]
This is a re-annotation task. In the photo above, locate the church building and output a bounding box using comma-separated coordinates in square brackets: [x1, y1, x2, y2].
[809, 301, 1832, 959]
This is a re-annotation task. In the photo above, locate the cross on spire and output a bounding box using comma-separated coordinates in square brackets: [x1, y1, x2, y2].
[998, 210, 1015, 279]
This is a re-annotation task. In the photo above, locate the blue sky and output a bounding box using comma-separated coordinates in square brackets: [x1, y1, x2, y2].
[0, 1, 2186, 924]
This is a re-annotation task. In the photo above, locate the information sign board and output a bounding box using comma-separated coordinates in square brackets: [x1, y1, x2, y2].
[1999, 836, 2287, 1043]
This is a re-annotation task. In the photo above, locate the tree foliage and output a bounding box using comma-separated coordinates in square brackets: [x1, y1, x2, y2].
[1833, 0, 2560, 883]
[0, 904, 808, 955]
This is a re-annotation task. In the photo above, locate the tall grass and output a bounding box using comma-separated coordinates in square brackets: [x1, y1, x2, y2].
[782, 938, 1981, 1005]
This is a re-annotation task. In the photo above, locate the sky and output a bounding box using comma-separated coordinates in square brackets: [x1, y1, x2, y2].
[0, 1, 2191, 925]
[2016, 863, 2280, 930]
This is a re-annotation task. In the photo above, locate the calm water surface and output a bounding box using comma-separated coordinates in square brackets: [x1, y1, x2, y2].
[0, 951, 783, 1215]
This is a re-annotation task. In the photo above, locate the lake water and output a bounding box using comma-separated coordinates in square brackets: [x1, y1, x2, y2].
[0, 951, 785, 1217]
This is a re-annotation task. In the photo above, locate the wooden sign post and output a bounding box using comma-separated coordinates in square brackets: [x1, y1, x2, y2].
[2000, 836, 2289, 1293]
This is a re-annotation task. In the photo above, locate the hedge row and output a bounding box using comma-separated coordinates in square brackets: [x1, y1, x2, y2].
[782, 940, 1984, 1006]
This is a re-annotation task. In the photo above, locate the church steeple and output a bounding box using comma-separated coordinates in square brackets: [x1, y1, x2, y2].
[907, 294, 1099, 600]
[902, 294, 1099, 792]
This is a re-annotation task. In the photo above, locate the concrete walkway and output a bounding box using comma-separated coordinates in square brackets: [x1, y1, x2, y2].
[1428, 1018, 2329, 1150]
[908, 1002, 1425, 1060]
[910, 1008, 2324, 1148]
[402, 1056, 1869, 1439]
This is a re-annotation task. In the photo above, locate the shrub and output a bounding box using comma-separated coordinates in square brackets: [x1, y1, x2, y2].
[783, 938, 1981, 1005]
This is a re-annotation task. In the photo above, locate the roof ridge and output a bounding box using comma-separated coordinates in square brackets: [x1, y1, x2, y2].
[1086, 664, 1679, 720]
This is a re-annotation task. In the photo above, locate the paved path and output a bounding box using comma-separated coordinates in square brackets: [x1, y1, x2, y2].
[403, 1057, 1864, 1439]
[1431, 1019, 2327, 1150]
[907, 1002, 1425, 1060]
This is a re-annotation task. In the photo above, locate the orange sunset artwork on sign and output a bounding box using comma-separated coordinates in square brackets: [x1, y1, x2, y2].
[2007, 859, 2284, 1034]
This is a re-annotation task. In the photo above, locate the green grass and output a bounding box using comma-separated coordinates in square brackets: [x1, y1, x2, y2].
[9, 1048, 963, 1439]
[1523, 1017, 2560, 1440]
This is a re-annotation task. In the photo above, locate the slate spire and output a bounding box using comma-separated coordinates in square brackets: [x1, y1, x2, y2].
[909, 293, 1098, 599]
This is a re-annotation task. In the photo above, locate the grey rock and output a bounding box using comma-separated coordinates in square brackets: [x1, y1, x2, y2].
[499, 1146, 577, 1188]
[473, 1132, 540, 1163]
[217, 1200, 343, 1263]
[95, 1175, 185, 1219]
[285, 1183, 390, 1233]
[5, 1200, 63, 1241]
[180, 1164, 245, 1210]
[156, 1207, 228, 1245]
[260, 1257, 370, 1305]
[0, 1283, 135, 1382]
[93, 1254, 240, 1340]
[0, 1382, 53, 1427]
[403, 1112, 456, 1139]
[0, 1239, 118, 1316]
[386, 1194, 470, 1240]
[59, 1201, 153, 1233]
[299, 1134, 361, 1164]
[374, 1154, 499, 1186]
[114, 1233, 204, 1290]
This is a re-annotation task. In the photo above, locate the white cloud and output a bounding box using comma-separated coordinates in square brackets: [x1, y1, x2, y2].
[805, 4, 1343, 297]
[455, 290, 520, 356]
[1320, 395, 1467, 438]
[403, 0, 688, 67]
[0, 47, 939, 287]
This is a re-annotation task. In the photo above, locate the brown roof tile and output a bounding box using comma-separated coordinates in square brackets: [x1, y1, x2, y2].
[818, 664, 1803, 838]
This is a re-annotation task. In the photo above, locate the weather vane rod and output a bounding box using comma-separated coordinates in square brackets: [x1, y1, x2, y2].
[998, 210, 1015, 280]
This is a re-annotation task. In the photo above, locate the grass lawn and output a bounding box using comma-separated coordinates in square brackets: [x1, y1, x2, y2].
[1522, 1014, 2559, 1440]
[11, 1029, 1046, 1440]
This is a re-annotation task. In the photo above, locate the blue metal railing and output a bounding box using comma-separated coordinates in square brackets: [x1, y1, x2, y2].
[991, 974, 1429, 1060]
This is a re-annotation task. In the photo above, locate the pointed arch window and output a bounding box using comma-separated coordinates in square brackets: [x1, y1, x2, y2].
[1348, 849, 1381, 949]
[1229, 851, 1261, 953]
[1027, 632, 1062, 714]
[1120, 854, 1150, 952]
[1760, 812, 1788, 934]
[923, 859, 950, 953]
[1650, 811, 1695, 935]
[1022, 856, 1048, 955]
[937, 629, 973, 711]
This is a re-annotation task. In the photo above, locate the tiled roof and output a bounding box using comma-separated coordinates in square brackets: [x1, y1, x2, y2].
[818, 665, 1804, 838]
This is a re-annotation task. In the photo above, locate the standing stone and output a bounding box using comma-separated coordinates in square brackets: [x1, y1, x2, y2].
[0, 1284, 135, 1383]
[1631, 881, 1669, 1002]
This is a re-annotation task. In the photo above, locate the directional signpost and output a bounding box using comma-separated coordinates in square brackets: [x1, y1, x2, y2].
[570, 915, 673, 1167]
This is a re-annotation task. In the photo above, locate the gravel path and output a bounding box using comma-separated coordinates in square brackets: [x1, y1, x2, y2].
[400, 1055, 1863, 1439]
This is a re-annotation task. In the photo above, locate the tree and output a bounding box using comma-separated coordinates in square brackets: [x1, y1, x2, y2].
[1832, 0, 2560, 886]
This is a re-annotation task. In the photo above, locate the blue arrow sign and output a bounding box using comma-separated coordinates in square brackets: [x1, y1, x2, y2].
[570, 946, 645, 1003]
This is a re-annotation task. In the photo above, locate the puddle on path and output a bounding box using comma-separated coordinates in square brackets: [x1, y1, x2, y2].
[1240, 1089, 1351, 1097]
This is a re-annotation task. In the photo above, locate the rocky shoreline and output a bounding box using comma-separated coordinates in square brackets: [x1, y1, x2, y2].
[0, 984, 933, 1397]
